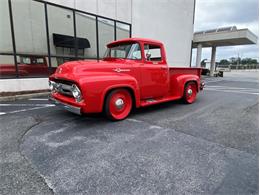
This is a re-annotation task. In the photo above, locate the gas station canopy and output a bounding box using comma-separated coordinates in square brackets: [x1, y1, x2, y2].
[192, 26, 258, 76]
[192, 26, 257, 48]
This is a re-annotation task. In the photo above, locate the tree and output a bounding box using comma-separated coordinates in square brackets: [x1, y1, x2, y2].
[251, 59, 258, 64]
[241, 58, 258, 65]
[219, 59, 229, 65]
[229, 57, 237, 65]
[200, 59, 207, 67]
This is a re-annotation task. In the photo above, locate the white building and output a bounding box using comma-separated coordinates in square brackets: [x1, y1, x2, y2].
[0, 0, 195, 92]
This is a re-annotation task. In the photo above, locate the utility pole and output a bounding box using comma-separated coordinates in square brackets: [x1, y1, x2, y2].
[237, 52, 240, 69]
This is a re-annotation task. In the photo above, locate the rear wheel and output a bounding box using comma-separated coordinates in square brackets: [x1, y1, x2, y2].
[105, 89, 133, 121]
[183, 82, 197, 104]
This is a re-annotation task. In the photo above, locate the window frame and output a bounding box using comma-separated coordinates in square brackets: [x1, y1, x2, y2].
[143, 43, 163, 63]
[104, 42, 142, 61]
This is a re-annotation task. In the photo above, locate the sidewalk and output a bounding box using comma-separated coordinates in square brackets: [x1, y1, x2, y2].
[0, 91, 50, 102]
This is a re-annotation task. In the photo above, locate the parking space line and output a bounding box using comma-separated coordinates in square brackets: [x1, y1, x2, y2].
[0, 104, 54, 107]
[207, 88, 258, 92]
[29, 98, 49, 101]
[0, 105, 55, 116]
[204, 88, 259, 95]
[206, 85, 257, 90]
[206, 87, 258, 92]
[204, 79, 223, 83]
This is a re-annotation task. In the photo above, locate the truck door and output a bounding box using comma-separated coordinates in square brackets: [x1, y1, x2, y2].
[140, 44, 169, 99]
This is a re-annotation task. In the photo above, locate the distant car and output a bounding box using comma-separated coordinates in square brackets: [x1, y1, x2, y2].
[201, 68, 223, 77]
[201, 68, 210, 76]
[0, 55, 55, 76]
[215, 71, 223, 77]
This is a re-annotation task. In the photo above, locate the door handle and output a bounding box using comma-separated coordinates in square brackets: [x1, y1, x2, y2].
[160, 67, 167, 70]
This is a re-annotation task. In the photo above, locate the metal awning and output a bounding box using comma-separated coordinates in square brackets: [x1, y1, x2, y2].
[53, 33, 91, 49]
[192, 28, 257, 48]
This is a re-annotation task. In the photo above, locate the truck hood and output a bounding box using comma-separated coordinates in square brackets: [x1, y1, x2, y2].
[55, 59, 124, 75]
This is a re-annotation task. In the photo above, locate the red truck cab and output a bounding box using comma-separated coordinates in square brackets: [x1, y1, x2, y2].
[49, 38, 204, 120]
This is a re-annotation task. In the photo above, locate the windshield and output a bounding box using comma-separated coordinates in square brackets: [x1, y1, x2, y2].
[104, 43, 141, 60]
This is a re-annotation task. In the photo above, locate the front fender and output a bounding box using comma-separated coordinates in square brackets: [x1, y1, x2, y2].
[78, 72, 140, 113]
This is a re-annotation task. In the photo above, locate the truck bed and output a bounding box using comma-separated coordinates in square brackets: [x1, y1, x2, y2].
[169, 67, 202, 76]
[140, 67, 202, 107]
[169, 67, 202, 96]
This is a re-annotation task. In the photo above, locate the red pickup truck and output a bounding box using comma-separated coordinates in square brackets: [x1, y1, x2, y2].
[0, 56, 50, 77]
[49, 38, 204, 120]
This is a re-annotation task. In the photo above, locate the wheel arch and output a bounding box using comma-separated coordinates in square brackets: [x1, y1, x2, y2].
[102, 85, 139, 112]
[176, 74, 200, 95]
[184, 80, 199, 93]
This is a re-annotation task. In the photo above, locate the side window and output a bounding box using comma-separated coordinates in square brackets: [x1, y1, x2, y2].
[127, 43, 141, 60]
[36, 58, 44, 64]
[144, 44, 162, 62]
[20, 57, 31, 64]
[31, 57, 44, 65]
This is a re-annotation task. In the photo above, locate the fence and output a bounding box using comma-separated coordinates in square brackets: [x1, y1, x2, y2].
[217, 64, 259, 71]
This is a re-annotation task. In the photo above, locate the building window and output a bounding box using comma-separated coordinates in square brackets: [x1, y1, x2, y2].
[0, 0, 132, 78]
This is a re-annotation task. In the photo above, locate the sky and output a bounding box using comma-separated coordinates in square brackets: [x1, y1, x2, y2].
[192, 0, 259, 65]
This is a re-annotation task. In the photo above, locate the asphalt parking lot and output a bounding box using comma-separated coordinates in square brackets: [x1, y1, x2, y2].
[0, 71, 258, 194]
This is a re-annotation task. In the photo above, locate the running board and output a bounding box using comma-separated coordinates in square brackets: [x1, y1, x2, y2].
[140, 96, 181, 107]
[145, 98, 157, 103]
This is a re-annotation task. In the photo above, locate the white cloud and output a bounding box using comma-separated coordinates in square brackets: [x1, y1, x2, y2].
[193, 0, 259, 63]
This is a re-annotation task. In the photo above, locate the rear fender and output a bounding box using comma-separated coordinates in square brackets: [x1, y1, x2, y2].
[176, 74, 200, 96]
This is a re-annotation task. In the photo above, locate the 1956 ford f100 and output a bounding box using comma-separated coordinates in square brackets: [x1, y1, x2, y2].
[49, 38, 204, 120]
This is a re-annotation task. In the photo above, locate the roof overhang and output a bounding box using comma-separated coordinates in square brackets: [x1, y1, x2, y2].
[53, 33, 90, 49]
[192, 29, 258, 48]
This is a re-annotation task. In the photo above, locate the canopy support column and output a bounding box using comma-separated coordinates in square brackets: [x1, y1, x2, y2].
[196, 43, 202, 67]
[210, 46, 216, 76]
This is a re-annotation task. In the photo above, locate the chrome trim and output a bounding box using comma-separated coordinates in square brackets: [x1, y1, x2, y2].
[115, 98, 124, 109]
[187, 89, 193, 95]
[113, 68, 131, 73]
[200, 81, 205, 90]
[49, 97, 81, 115]
[57, 83, 73, 96]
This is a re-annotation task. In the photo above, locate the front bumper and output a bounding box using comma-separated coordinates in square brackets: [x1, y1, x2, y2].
[49, 96, 81, 115]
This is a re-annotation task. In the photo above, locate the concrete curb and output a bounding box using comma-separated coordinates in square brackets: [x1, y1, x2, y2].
[0, 92, 50, 102]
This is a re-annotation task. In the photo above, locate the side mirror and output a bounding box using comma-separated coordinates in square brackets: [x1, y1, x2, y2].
[146, 53, 151, 61]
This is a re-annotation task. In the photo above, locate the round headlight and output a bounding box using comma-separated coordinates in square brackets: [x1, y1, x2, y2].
[49, 81, 55, 91]
[71, 84, 82, 102]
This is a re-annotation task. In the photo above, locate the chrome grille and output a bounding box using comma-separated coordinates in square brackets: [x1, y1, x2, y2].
[56, 83, 73, 97]
[52, 79, 75, 97]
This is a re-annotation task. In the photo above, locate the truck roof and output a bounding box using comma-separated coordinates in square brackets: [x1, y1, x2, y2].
[107, 38, 163, 47]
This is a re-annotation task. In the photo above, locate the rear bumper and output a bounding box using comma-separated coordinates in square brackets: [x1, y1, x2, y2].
[200, 81, 205, 90]
[49, 96, 81, 115]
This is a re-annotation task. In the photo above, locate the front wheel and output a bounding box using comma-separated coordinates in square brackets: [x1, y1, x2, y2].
[104, 89, 133, 121]
[183, 82, 197, 104]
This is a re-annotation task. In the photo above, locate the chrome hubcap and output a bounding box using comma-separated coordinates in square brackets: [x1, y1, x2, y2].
[115, 98, 124, 109]
[187, 89, 193, 96]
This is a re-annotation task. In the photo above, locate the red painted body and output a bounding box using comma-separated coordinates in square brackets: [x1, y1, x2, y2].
[49, 38, 203, 117]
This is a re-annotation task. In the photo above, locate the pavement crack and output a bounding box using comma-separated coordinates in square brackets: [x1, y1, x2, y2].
[17, 118, 54, 194]
[173, 128, 258, 157]
[132, 116, 257, 157]
[243, 102, 258, 113]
